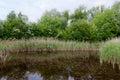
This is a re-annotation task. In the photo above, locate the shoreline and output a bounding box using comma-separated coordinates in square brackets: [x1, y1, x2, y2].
[0, 38, 101, 59]
[8, 48, 99, 54]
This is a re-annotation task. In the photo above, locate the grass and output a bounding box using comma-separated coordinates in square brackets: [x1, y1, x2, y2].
[0, 38, 100, 63]
[0, 38, 100, 52]
[2, 37, 120, 70]
[100, 38, 120, 68]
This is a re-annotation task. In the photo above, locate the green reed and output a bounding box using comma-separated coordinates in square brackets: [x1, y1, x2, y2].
[100, 38, 120, 69]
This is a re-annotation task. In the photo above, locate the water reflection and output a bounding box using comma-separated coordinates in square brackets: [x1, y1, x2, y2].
[0, 52, 120, 80]
[25, 71, 43, 80]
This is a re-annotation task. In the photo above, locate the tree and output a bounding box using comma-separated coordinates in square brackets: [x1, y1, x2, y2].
[29, 22, 41, 37]
[62, 10, 69, 21]
[4, 11, 17, 38]
[37, 9, 68, 37]
[111, 1, 120, 36]
[0, 20, 4, 38]
[87, 6, 105, 21]
[93, 9, 117, 40]
[70, 6, 87, 22]
[1, 2, 120, 41]
[66, 20, 94, 41]
[61, 10, 69, 29]
[4, 11, 32, 39]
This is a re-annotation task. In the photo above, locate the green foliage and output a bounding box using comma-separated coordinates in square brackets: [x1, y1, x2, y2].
[0, 21, 4, 38]
[70, 6, 87, 22]
[57, 30, 68, 40]
[100, 39, 120, 65]
[30, 23, 41, 37]
[88, 5, 105, 21]
[0, 2, 120, 41]
[37, 9, 68, 37]
[66, 20, 93, 41]
[111, 2, 120, 36]
[93, 9, 117, 40]
[3, 11, 32, 39]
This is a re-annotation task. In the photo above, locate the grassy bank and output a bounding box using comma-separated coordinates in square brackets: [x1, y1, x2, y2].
[1, 37, 120, 69]
[100, 38, 120, 68]
[0, 38, 100, 63]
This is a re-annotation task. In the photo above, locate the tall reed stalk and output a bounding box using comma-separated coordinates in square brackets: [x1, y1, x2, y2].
[0, 38, 100, 63]
[100, 38, 120, 69]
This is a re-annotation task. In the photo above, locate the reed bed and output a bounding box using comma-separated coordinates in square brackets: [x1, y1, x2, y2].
[100, 38, 120, 69]
[0, 51, 99, 69]
[0, 38, 100, 63]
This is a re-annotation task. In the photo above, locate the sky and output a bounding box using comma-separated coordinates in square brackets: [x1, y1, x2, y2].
[0, 0, 119, 22]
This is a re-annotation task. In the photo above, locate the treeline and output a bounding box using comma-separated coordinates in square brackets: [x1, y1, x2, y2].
[0, 2, 120, 41]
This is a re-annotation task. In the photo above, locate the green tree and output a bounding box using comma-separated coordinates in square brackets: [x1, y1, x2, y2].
[88, 6, 105, 21]
[29, 22, 41, 37]
[4, 11, 32, 39]
[93, 9, 117, 40]
[111, 1, 120, 36]
[4, 11, 17, 38]
[37, 9, 68, 37]
[66, 20, 94, 41]
[0, 20, 4, 38]
[70, 6, 87, 22]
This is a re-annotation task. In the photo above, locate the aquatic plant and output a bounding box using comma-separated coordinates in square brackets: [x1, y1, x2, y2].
[100, 38, 120, 68]
[0, 38, 100, 52]
[0, 38, 100, 63]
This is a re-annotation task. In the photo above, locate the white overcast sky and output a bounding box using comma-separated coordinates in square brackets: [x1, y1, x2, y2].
[0, 0, 119, 22]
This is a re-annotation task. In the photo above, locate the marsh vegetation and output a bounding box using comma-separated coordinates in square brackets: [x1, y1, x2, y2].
[100, 38, 120, 68]
[0, 38, 100, 64]
[0, 1, 120, 80]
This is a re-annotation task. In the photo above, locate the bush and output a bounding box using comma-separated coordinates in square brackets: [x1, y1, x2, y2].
[66, 20, 94, 41]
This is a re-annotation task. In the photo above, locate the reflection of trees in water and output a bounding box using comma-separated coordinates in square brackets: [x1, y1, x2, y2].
[1, 66, 28, 80]
[0, 56, 120, 80]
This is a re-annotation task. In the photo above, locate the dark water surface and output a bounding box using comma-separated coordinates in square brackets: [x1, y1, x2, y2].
[0, 52, 120, 80]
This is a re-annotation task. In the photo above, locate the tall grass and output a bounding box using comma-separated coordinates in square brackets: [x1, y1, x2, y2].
[0, 38, 100, 63]
[100, 38, 120, 68]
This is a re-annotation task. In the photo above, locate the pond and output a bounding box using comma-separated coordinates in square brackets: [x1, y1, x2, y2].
[0, 52, 120, 80]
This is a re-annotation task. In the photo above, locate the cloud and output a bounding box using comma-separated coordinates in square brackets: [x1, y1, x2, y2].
[0, 0, 119, 21]
[33, 0, 88, 11]
[93, 0, 114, 7]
